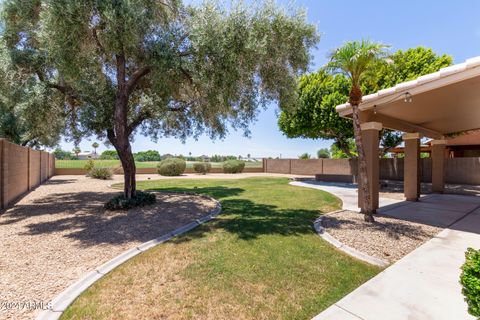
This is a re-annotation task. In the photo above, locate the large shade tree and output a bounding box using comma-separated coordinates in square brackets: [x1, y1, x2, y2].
[327, 40, 389, 222]
[2, 0, 318, 199]
[278, 70, 354, 156]
[278, 47, 452, 158]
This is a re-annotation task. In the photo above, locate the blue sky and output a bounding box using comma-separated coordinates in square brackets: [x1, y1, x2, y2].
[59, 0, 480, 158]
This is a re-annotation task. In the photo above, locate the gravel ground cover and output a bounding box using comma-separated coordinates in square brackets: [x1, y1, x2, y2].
[321, 210, 442, 263]
[0, 175, 217, 320]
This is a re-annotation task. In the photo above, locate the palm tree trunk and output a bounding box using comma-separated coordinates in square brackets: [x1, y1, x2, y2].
[349, 84, 375, 222]
[351, 104, 374, 222]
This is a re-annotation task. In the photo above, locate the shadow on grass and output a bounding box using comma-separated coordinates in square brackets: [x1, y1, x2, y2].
[1, 181, 325, 246]
[148, 186, 323, 242]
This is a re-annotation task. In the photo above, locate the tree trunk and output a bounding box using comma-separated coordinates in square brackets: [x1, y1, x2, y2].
[117, 142, 136, 199]
[350, 88, 375, 222]
[111, 58, 137, 199]
[107, 117, 137, 199]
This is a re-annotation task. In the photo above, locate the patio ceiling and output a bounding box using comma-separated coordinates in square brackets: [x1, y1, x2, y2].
[336, 56, 480, 139]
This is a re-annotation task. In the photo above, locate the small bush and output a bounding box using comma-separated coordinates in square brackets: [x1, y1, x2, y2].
[157, 157, 186, 176]
[193, 162, 212, 175]
[105, 191, 156, 211]
[88, 167, 113, 180]
[84, 159, 95, 172]
[461, 248, 480, 317]
[222, 160, 245, 174]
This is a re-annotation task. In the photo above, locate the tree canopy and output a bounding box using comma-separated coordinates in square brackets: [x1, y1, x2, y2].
[100, 150, 119, 160]
[278, 46, 453, 157]
[278, 69, 354, 156]
[2, 0, 318, 198]
[53, 147, 75, 160]
[0, 43, 65, 147]
[317, 148, 330, 158]
[133, 150, 161, 162]
[368, 47, 453, 92]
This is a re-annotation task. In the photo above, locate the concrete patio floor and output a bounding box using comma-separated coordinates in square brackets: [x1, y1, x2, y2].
[295, 182, 480, 320]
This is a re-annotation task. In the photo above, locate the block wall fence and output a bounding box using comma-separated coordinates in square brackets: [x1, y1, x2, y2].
[0, 139, 55, 210]
[264, 157, 480, 185]
[53, 157, 480, 185]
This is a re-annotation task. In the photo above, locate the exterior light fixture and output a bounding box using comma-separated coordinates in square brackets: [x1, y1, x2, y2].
[404, 92, 413, 103]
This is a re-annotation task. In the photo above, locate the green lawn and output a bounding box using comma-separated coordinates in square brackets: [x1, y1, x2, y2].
[62, 178, 380, 320]
[55, 159, 262, 169]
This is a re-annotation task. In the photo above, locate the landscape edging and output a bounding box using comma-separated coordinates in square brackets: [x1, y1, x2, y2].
[314, 211, 390, 267]
[35, 196, 222, 320]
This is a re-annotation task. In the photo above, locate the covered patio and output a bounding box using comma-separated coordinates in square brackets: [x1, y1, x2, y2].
[336, 56, 480, 210]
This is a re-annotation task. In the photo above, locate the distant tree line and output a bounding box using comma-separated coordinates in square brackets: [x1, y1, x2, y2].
[53, 148, 255, 163]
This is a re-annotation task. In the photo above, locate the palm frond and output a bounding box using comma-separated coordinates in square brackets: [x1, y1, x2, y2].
[326, 39, 390, 87]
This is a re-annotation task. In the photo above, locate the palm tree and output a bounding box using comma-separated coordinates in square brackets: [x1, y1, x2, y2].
[327, 40, 389, 222]
[92, 142, 99, 155]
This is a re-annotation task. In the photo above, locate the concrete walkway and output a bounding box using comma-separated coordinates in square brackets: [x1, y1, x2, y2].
[293, 181, 480, 320]
[290, 181, 402, 211]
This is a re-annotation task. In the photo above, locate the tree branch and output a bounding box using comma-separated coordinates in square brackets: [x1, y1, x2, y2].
[180, 66, 193, 85]
[126, 112, 150, 135]
[116, 54, 126, 88]
[107, 128, 117, 145]
[178, 51, 192, 57]
[125, 66, 151, 95]
[92, 27, 106, 57]
[47, 83, 67, 94]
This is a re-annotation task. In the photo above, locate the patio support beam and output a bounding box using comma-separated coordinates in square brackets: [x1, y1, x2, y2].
[403, 133, 422, 201]
[362, 112, 443, 140]
[431, 140, 447, 193]
[358, 122, 382, 211]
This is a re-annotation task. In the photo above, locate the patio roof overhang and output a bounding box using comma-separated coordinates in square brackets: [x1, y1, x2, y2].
[336, 56, 480, 139]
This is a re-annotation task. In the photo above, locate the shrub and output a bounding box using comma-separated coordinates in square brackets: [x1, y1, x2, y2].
[100, 150, 119, 160]
[88, 167, 113, 180]
[317, 148, 330, 159]
[53, 148, 75, 160]
[461, 248, 480, 317]
[105, 191, 156, 211]
[298, 153, 311, 159]
[157, 158, 186, 176]
[193, 162, 212, 174]
[134, 150, 161, 162]
[84, 159, 95, 172]
[223, 160, 245, 173]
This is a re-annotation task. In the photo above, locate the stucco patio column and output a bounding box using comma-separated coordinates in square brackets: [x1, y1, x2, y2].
[431, 139, 447, 193]
[358, 122, 382, 211]
[403, 133, 422, 201]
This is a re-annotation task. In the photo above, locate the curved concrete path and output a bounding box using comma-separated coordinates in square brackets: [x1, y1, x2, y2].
[291, 181, 480, 320]
[290, 181, 402, 211]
